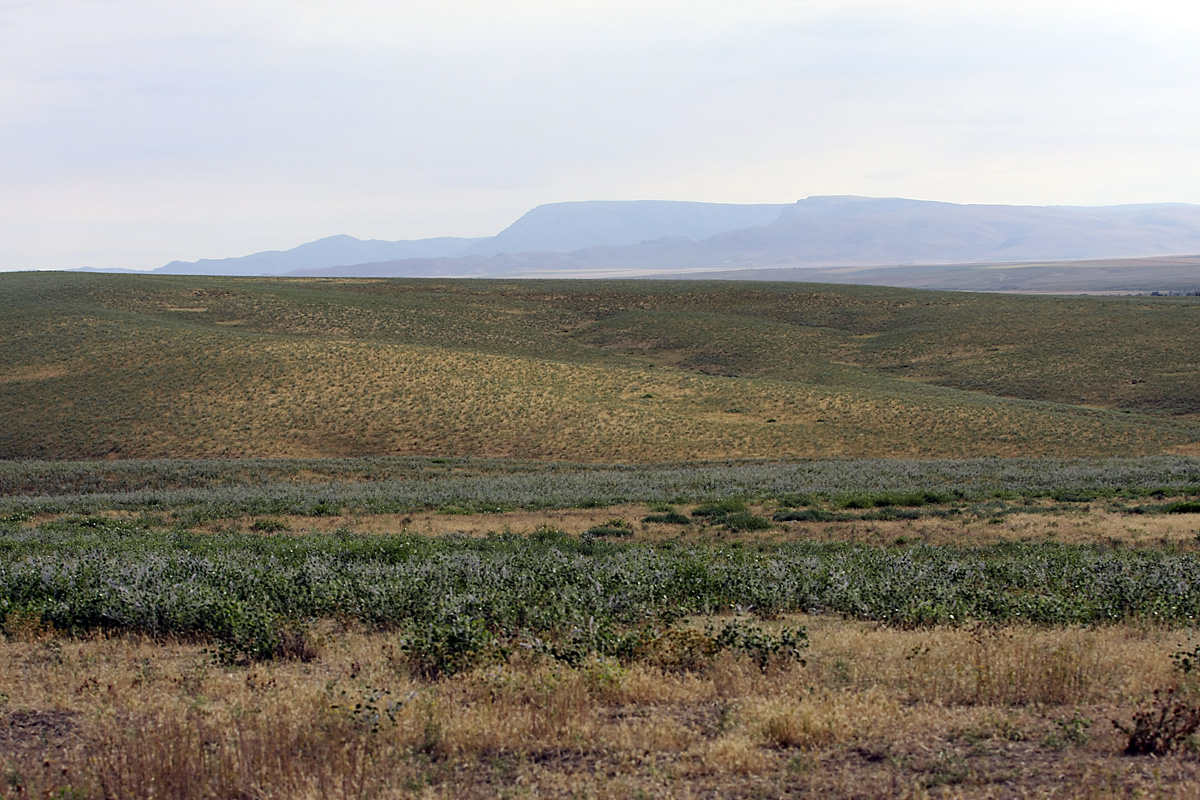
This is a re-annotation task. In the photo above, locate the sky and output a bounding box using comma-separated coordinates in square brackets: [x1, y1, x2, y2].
[2, 0, 1198, 271]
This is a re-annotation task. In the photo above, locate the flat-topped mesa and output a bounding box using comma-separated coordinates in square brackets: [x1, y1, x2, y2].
[151, 197, 1200, 279]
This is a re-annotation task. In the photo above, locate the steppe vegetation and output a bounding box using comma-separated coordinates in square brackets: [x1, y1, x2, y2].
[1, 272, 1198, 460]
[1, 455, 1200, 796]
[5, 273, 1200, 796]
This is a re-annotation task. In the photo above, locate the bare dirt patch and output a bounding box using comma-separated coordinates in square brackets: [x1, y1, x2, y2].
[0, 365, 70, 384]
[1, 709, 80, 759]
[196, 501, 1200, 550]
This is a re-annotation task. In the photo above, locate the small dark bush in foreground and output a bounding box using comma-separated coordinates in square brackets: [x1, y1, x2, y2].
[1115, 689, 1200, 755]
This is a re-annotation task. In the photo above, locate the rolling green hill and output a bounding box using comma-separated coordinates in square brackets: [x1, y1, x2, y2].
[1, 272, 1197, 461]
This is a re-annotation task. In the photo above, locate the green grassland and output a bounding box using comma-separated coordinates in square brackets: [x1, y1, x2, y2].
[2, 456, 1200, 666]
[1, 272, 1198, 461]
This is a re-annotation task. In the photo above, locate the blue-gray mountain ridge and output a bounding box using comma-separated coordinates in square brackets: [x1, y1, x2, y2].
[156, 200, 787, 276]
[155, 196, 1200, 279]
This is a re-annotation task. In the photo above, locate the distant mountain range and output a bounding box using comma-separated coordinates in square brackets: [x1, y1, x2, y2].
[155, 200, 788, 276]
[149, 196, 1200, 288]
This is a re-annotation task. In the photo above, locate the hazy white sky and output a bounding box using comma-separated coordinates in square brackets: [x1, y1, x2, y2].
[2, 0, 1198, 270]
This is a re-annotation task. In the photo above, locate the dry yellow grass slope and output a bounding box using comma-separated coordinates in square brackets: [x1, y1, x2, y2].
[2, 272, 1198, 460]
[161, 338, 1188, 460]
[4, 331, 1190, 460]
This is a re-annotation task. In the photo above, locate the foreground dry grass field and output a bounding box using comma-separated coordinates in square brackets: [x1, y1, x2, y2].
[5, 510, 1200, 798]
[3, 616, 1199, 798]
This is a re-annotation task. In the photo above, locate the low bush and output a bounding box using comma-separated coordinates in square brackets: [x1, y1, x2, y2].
[400, 616, 505, 679]
[584, 518, 634, 537]
[692, 499, 749, 518]
[723, 512, 773, 532]
[633, 621, 807, 672]
[711, 620, 808, 670]
[775, 509, 838, 522]
[774, 493, 820, 508]
[7, 518, 1200, 672]
[210, 606, 317, 666]
[642, 511, 691, 525]
[1115, 689, 1200, 755]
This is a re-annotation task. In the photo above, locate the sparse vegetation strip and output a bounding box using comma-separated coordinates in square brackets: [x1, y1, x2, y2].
[3, 456, 1199, 522]
[4, 519, 1200, 670]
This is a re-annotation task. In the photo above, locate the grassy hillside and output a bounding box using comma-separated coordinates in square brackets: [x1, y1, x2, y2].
[1, 272, 1197, 461]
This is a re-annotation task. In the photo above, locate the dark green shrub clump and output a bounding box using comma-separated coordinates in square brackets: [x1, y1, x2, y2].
[584, 518, 634, 537]
[401, 617, 505, 679]
[11, 514, 1200, 674]
[643, 511, 691, 525]
[691, 499, 771, 530]
[833, 490, 957, 510]
[250, 517, 290, 533]
[712, 620, 807, 670]
[691, 498, 749, 518]
[722, 512, 773, 532]
[775, 508, 838, 522]
[309, 500, 342, 516]
[775, 493, 820, 508]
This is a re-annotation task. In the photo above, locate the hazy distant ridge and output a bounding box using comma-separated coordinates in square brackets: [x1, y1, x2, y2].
[288, 197, 1200, 282]
[154, 200, 790, 276]
[757, 197, 1200, 264]
[155, 234, 486, 276]
[462, 200, 789, 255]
[150, 196, 1200, 281]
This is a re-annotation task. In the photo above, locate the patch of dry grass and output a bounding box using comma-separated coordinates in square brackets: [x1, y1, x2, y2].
[3, 619, 1199, 798]
[170, 501, 1200, 553]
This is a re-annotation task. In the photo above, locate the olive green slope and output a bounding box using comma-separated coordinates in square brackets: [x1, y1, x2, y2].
[0, 272, 1196, 461]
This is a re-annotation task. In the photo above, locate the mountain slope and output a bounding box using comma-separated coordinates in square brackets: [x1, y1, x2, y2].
[461, 200, 788, 255]
[287, 197, 1200, 281]
[153, 200, 789, 276]
[156, 234, 484, 276]
[759, 197, 1200, 264]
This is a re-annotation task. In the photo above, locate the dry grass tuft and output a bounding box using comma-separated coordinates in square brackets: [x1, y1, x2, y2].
[747, 689, 890, 750]
[1, 610, 57, 643]
[701, 732, 770, 774]
[802, 617, 1172, 708]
